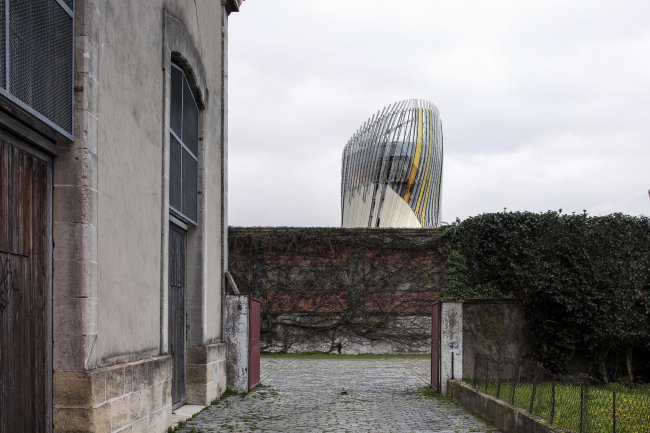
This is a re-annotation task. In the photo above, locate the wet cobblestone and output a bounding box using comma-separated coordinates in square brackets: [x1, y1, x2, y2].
[176, 356, 500, 433]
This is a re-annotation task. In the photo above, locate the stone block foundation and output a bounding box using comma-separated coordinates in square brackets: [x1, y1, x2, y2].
[186, 343, 227, 405]
[53, 355, 172, 433]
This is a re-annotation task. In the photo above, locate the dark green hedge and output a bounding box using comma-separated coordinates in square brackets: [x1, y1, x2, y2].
[441, 211, 650, 378]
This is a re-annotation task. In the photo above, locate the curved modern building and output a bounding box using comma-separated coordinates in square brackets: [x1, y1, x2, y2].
[341, 99, 443, 228]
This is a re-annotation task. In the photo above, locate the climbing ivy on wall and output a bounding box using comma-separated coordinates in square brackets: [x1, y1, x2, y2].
[228, 227, 445, 354]
[441, 211, 650, 380]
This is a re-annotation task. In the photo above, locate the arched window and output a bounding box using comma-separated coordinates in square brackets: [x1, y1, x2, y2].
[169, 63, 199, 224]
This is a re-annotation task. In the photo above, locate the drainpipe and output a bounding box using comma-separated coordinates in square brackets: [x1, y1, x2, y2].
[220, 1, 229, 344]
[221, 0, 242, 343]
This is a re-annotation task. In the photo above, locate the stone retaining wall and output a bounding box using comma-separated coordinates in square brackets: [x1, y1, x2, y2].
[186, 343, 227, 405]
[447, 379, 562, 433]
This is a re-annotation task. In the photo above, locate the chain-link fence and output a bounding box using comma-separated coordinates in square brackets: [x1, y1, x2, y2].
[471, 354, 650, 433]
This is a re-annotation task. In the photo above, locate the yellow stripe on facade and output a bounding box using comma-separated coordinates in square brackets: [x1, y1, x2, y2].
[419, 110, 435, 226]
[415, 110, 434, 221]
[403, 108, 423, 203]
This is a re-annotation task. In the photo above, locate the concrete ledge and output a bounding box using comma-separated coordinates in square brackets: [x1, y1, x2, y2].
[171, 404, 206, 429]
[447, 380, 563, 433]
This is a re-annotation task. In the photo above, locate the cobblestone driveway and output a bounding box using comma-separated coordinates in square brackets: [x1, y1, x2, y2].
[177, 356, 499, 433]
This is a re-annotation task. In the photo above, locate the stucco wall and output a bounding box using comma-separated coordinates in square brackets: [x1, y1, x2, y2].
[462, 300, 532, 381]
[95, 1, 224, 366]
[229, 227, 445, 354]
[440, 302, 463, 395]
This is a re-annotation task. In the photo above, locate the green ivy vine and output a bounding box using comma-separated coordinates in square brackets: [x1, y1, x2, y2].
[440, 211, 650, 380]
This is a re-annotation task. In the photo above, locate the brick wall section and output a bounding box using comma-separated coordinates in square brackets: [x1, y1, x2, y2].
[229, 227, 445, 353]
[53, 355, 172, 433]
[364, 290, 440, 314]
[265, 289, 349, 313]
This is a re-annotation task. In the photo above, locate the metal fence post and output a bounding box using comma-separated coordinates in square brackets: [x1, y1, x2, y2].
[550, 375, 555, 425]
[580, 383, 584, 433]
[485, 360, 489, 392]
[612, 390, 616, 433]
[473, 355, 478, 388]
[496, 362, 501, 399]
[512, 361, 518, 404]
[530, 365, 538, 413]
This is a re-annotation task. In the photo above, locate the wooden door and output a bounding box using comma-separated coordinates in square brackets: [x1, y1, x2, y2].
[0, 135, 52, 432]
[168, 223, 187, 409]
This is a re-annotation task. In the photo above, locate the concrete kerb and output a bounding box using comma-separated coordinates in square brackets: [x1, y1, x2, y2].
[447, 379, 567, 433]
[170, 405, 206, 430]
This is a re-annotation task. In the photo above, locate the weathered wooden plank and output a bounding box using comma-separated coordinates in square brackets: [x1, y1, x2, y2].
[0, 138, 50, 433]
[0, 142, 9, 252]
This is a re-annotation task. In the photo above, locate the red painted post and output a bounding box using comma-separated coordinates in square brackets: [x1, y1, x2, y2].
[431, 302, 441, 392]
[248, 297, 262, 390]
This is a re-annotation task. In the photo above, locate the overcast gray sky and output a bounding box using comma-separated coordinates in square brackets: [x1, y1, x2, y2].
[227, 0, 650, 227]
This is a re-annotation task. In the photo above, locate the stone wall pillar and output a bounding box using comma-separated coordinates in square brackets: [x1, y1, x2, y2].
[53, 0, 100, 373]
[225, 295, 250, 392]
[440, 302, 463, 395]
[186, 344, 228, 405]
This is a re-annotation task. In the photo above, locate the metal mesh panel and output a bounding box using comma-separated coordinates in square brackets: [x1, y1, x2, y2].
[170, 66, 183, 137]
[9, 0, 73, 134]
[170, 134, 182, 212]
[62, 0, 73, 10]
[0, 1, 5, 89]
[182, 76, 199, 157]
[182, 148, 198, 222]
[169, 64, 199, 223]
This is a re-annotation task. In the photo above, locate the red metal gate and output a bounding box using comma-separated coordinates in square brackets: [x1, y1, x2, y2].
[248, 297, 261, 390]
[431, 302, 441, 392]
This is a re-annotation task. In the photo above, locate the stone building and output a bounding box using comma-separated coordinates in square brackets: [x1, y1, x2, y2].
[0, 1, 243, 431]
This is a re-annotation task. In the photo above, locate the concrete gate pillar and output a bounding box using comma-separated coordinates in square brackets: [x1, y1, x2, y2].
[224, 295, 250, 392]
[440, 302, 463, 395]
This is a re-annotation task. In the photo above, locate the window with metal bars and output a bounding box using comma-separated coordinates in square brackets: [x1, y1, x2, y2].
[170, 63, 199, 224]
[0, 0, 74, 139]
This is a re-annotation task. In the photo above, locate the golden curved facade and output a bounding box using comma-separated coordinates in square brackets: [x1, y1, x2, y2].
[341, 99, 443, 228]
